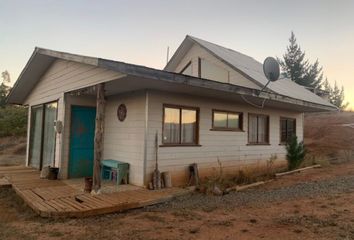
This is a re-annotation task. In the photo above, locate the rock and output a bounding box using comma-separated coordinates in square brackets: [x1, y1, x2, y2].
[212, 185, 223, 196]
[189, 227, 200, 234]
[40, 166, 50, 179]
[250, 219, 257, 224]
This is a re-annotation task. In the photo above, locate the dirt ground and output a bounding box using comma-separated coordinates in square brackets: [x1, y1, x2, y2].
[1, 162, 354, 240]
[1, 112, 354, 239]
[0, 136, 26, 166]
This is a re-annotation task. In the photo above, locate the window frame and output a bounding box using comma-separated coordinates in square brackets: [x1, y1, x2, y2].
[247, 113, 270, 145]
[161, 104, 200, 147]
[211, 109, 243, 131]
[179, 61, 192, 75]
[198, 57, 201, 78]
[279, 117, 297, 145]
[28, 100, 59, 170]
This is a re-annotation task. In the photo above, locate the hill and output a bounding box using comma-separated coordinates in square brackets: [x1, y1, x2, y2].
[304, 111, 354, 161]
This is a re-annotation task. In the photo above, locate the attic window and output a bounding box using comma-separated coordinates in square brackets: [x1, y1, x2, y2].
[180, 61, 192, 76]
[198, 58, 229, 83]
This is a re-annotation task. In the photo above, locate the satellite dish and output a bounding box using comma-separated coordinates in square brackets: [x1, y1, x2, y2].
[263, 57, 280, 82]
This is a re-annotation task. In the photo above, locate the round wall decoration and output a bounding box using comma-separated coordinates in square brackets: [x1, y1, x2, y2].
[117, 104, 127, 122]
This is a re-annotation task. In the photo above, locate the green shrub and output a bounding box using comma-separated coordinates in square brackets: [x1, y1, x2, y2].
[0, 106, 28, 137]
[286, 135, 306, 170]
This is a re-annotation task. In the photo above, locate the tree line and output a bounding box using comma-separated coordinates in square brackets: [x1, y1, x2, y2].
[278, 32, 348, 109]
[0, 71, 27, 137]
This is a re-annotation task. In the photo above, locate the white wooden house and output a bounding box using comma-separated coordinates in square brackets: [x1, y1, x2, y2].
[7, 35, 336, 186]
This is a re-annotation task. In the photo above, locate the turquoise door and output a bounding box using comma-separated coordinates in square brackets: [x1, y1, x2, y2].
[69, 106, 96, 178]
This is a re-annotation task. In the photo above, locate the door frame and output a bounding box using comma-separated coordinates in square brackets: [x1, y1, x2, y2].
[28, 100, 58, 170]
[68, 105, 96, 178]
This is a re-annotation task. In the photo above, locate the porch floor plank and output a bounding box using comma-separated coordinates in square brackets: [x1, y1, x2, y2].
[0, 165, 192, 218]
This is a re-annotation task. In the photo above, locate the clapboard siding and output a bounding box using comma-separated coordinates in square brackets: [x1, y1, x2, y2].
[24, 59, 124, 178]
[102, 91, 146, 186]
[145, 90, 303, 184]
[174, 44, 260, 89]
[24, 59, 124, 106]
[54, 95, 65, 168]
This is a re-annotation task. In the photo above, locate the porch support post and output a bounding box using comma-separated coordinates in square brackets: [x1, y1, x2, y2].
[92, 83, 105, 193]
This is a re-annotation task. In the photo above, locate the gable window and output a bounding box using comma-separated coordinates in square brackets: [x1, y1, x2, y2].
[212, 110, 243, 131]
[248, 114, 269, 145]
[280, 117, 296, 144]
[180, 61, 193, 76]
[162, 105, 199, 146]
[198, 58, 229, 82]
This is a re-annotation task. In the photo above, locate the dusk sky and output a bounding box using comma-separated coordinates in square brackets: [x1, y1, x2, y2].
[1, 0, 353, 108]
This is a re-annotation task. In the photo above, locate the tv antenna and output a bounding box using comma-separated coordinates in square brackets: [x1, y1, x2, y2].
[166, 46, 170, 64]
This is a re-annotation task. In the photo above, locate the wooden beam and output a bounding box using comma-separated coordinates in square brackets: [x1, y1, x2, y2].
[92, 83, 105, 193]
[275, 164, 321, 178]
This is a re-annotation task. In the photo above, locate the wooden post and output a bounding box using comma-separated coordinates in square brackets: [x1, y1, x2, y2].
[92, 83, 105, 193]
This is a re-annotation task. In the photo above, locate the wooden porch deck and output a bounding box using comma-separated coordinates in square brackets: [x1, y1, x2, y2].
[0, 166, 190, 218]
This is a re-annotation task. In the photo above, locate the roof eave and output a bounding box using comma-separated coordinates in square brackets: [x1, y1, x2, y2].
[164, 35, 193, 71]
[6, 47, 100, 105]
[6, 48, 40, 104]
[101, 58, 336, 112]
[8, 47, 336, 112]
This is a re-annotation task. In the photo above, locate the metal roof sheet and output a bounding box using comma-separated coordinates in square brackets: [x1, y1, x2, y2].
[187, 35, 334, 108]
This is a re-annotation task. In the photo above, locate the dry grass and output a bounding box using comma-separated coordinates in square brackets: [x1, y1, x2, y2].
[337, 149, 354, 163]
[301, 153, 331, 168]
[0, 136, 27, 155]
[0, 136, 26, 166]
[304, 112, 354, 161]
[0, 188, 36, 220]
[0, 189, 37, 240]
[199, 156, 285, 195]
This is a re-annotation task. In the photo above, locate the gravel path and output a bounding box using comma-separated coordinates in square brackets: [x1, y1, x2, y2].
[149, 175, 354, 211]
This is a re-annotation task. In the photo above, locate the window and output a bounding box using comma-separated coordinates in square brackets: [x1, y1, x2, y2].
[162, 105, 199, 145]
[29, 101, 58, 170]
[248, 114, 269, 144]
[29, 105, 44, 169]
[180, 61, 193, 76]
[198, 58, 229, 82]
[280, 117, 296, 144]
[212, 110, 243, 131]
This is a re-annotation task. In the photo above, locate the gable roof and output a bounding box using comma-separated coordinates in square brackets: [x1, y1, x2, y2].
[7, 46, 336, 112]
[165, 35, 334, 108]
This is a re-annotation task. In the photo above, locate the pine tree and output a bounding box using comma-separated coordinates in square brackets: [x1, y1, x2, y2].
[286, 135, 306, 170]
[323, 79, 348, 110]
[1, 71, 10, 84]
[339, 86, 348, 109]
[278, 32, 323, 89]
[323, 78, 332, 95]
[0, 71, 11, 108]
[278, 32, 308, 84]
[303, 59, 323, 88]
[330, 81, 348, 110]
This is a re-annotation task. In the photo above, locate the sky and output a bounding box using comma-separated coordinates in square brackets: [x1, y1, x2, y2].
[1, 0, 353, 108]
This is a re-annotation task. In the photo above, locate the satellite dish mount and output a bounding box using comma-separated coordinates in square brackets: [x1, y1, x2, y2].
[258, 57, 280, 95]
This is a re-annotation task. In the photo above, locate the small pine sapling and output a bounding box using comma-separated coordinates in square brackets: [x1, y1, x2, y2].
[286, 135, 306, 170]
